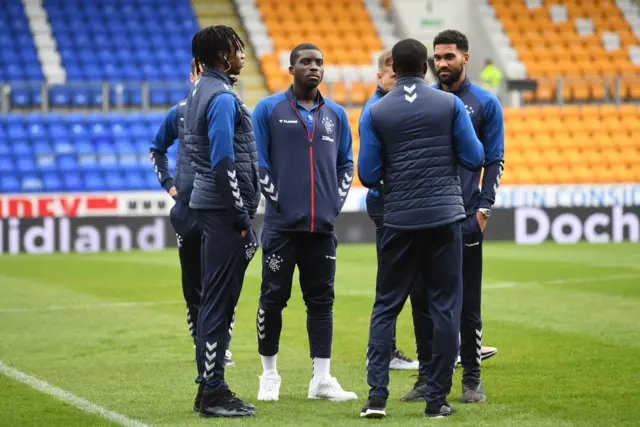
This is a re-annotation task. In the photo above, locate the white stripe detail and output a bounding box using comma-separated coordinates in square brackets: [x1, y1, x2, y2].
[259, 175, 269, 185]
[204, 362, 215, 372]
[206, 342, 217, 351]
[205, 352, 216, 362]
[0, 361, 149, 427]
[227, 170, 236, 180]
[227, 169, 243, 208]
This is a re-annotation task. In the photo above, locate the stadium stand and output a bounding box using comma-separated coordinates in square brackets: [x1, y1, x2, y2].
[0, 112, 176, 193]
[1, 0, 638, 193]
[0, 0, 44, 82]
[238, 0, 394, 105]
[8, 0, 198, 108]
[489, 0, 640, 102]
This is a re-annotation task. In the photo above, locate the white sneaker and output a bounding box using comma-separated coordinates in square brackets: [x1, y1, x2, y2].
[308, 376, 358, 401]
[224, 350, 235, 367]
[389, 349, 419, 370]
[257, 370, 281, 401]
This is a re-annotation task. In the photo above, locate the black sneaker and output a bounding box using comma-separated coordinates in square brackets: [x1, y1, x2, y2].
[462, 378, 486, 403]
[400, 375, 427, 402]
[193, 382, 204, 412]
[425, 401, 456, 418]
[199, 388, 256, 418]
[360, 396, 387, 419]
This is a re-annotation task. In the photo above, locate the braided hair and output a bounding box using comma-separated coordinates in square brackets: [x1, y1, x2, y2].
[192, 25, 245, 72]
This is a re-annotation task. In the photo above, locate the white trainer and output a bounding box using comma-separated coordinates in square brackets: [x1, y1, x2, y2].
[308, 376, 358, 401]
[224, 350, 235, 367]
[389, 349, 419, 370]
[257, 370, 281, 401]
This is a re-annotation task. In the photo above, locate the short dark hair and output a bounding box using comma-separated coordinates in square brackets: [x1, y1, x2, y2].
[191, 25, 244, 71]
[290, 43, 321, 66]
[433, 29, 469, 52]
[391, 39, 428, 75]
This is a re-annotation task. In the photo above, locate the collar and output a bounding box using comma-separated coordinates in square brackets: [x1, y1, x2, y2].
[375, 85, 387, 98]
[395, 76, 427, 88]
[202, 67, 236, 86]
[285, 85, 325, 105]
[436, 76, 471, 95]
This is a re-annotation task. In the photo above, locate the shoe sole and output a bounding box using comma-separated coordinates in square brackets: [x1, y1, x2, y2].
[481, 349, 498, 361]
[257, 395, 279, 401]
[308, 395, 358, 402]
[389, 363, 419, 371]
[360, 409, 386, 418]
[199, 412, 255, 418]
[462, 397, 487, 404]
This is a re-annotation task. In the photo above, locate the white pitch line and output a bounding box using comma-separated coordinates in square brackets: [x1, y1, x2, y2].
[0, 361, 150, 427]
[483, 273, 640, 289]
[0, 300, 183, 313]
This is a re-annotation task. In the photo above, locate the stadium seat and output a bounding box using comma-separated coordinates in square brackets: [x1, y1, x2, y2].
[0, 175, 21, 193]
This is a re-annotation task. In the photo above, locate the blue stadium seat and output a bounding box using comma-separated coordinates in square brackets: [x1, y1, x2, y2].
[115, 140, 136, 154]
[84, 171, 105, 191]
[145, 171, 158, 189]
[120, 153, 140, 171]
[12, 141, 32, 156]
[28, 123, 47, 139]
[124, 171, 145, 190]
[21, 174, 44, 192]
[64, 172, 83, 191]
[36, 154, 57, 171]
[8, 124, 27, 139]
[0, 143, 10, 156]
[91, 123, 109, 139]
[78, 153, 99, 170]
[71, 89, 90, 107]
[17, 156, 36, 173]
[50, 86, 70, 106]
[48, 123, 69, 138]
[105, 171, 125, 190]
[0, 157, 15, 172]
[11, 88, 31, 107]
[33, 140, 53, 154]
[53, 140, 74, 154]
[0, 175, 20, 193]
[99, 154, 119, 171]
[42, 172, 63, 191]
[58, 154, 78, 171]
[96, 142, 115, 155]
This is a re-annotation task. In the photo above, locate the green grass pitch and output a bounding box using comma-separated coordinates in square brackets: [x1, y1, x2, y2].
[1, 242, 640, 426]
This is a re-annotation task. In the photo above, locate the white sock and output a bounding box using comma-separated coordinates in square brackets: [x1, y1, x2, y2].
[313, 357, 331, 379]
[261, 355, 277, 374]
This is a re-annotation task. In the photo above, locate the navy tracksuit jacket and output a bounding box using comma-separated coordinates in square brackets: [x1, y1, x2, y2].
[149, 100, 201, 345]
[252, 86, 354, 359]
[183, 68, 260, 391]
[358, 77, 484, 408]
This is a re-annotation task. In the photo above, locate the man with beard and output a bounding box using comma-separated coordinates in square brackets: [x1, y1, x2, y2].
[252, 43, 357, 402]
[400, 29, 504, 404]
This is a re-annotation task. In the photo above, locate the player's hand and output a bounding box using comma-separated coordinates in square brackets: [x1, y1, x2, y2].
[168, 186, 178, 198]
[240, 229, 248, 237]
[476, 210, 487, 232]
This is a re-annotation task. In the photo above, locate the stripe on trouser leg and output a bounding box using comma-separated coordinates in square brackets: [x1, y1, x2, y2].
[257, 307, 266, 340]
[475, 329, 482, 365]
[204, 341, 217, 380]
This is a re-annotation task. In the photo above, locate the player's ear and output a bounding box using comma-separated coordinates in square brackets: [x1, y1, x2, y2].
[288, 65, 294, 75]
[463, 52, 470, 65]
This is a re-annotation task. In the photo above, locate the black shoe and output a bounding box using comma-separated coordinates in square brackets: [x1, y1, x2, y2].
[199, 388, 256, 418]
[425, 401, 456, 418]
[400, 375, 427, 402]
[462, 378, 486, 403]
[360, 396, 387, 419]
[193, 382, 205, 412]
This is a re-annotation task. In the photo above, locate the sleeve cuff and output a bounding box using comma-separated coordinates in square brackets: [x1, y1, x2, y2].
[161, 178, 175, 192]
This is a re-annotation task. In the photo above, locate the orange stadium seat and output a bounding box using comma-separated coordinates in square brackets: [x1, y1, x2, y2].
[490, 0, 640, 102]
